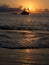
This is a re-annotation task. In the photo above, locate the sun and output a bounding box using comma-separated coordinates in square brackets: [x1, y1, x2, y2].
[21, 2, 35, 13]
[25, 6, 32, 11]
[22, 6, 35, 13]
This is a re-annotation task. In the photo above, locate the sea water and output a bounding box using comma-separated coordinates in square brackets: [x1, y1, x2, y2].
[0, 13, 49, 65]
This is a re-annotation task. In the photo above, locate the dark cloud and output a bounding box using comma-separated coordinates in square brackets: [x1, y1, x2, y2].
[0, 4, 22, 12]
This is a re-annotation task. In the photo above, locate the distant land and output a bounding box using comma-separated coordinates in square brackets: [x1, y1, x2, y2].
[0, 4, 49, 14]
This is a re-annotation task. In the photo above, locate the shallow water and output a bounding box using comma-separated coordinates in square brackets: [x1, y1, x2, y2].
[0, 14, 49, 65]
[0, 30, 49, 48]
[0, 30, 49, 65]
[0, 48, 49, 65]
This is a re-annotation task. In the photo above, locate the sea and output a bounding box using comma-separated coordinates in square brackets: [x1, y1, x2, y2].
[0, 13, 49, 65]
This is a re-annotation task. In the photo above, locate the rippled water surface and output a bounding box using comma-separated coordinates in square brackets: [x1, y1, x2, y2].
[0, 14, 49, 65]
[0, 48, 49, 65]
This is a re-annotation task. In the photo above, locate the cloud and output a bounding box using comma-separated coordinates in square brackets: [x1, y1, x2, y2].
[0, 4, 22, 12]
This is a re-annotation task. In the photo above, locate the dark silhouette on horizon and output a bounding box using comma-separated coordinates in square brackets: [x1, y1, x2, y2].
[0, 4, 22, 13]
[0, 4, 49, 14]
[21, 8, 29, 15]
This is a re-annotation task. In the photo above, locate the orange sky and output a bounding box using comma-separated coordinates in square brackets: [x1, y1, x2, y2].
[0, 0, 49, 11]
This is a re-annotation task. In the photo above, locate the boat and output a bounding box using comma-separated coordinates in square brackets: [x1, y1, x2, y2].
[21, 10, 29, 15]
[21, 9, 29, 15]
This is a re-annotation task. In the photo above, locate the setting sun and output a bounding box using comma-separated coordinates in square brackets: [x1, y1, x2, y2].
[21, 0, 35, 12]
[22, 4, 35, 12]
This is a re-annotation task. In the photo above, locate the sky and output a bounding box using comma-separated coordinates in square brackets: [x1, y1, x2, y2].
[0, 0, 49, 10]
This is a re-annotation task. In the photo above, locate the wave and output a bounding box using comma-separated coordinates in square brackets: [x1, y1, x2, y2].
[0, 26, 49, 49]
[0, 25, 49, 31]
[0, 37, 49, 49]
[0, 45, 49, 49]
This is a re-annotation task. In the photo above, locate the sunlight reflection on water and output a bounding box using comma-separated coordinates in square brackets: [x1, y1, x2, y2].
[0, 14, 49, 65]
[0, 30, 40, 47]
[0, 48, 49, 65]
[0, 30, 49, 48]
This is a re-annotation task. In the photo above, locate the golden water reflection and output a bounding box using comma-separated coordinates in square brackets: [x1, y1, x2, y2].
[18, 30, 40, 46]
[0, 48, 49, 65]
[24, 49, 30, 53]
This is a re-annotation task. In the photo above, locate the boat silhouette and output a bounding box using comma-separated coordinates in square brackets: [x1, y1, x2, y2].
[21, 10, 29, 15]
[21, 8, 29, 15]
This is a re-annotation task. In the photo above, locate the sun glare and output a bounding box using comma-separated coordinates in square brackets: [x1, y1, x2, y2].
[21, 1, 35, 13]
